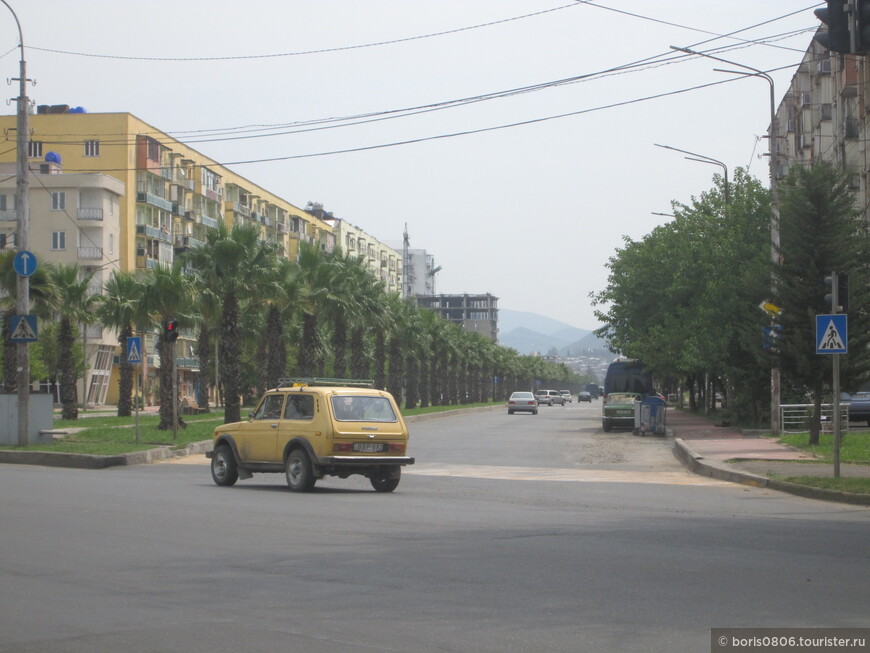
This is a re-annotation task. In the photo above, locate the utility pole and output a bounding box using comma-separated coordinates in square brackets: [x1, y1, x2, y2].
[669, 45, 782, 435]
[3, 0, 31, 446]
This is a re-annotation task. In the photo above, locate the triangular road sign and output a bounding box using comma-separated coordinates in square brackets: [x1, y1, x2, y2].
[820, 319, 845, 350]
[9, 315, 38, 342]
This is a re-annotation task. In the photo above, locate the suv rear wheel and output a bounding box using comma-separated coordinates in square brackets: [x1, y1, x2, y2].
[285, 449, 316, 492]
[370, 467, 401, 493]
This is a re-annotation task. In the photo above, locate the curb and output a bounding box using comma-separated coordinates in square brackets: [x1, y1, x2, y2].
[0, 439, 213, 470]
[672, 438, 870, 506]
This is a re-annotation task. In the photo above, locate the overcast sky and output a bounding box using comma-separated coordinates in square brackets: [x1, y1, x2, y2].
[0, 1, 818, 330]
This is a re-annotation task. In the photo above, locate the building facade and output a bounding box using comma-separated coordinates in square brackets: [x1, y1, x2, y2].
[414, 293, 499, 341]
[774, 37, 866, 208]
[311, 203, 403, 294]
[0, 108, 335, 405]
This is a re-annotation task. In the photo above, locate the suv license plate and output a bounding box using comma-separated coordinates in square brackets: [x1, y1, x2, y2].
[352, 442, 388, 453]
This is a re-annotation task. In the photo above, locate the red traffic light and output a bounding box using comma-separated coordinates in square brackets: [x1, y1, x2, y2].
[164, 318, 179, 342]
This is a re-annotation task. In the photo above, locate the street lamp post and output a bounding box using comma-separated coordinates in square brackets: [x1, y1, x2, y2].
[654, 143, 730, 204]
[670, 45, 782, 436]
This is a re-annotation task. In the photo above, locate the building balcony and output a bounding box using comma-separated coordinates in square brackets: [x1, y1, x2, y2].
[78, 246, 104, 260]
[0, 209, 17, 221]
[136, 223, 173, 243]
[226, 201, 251, 218]
[137, 191, 174, 212]
[200, 215, 219, 229]
[175, 235, 205, 250]
[77, 207, 103, 221]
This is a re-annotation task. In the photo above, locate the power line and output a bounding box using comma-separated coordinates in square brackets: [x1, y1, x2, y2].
[24, 3, 580, 62]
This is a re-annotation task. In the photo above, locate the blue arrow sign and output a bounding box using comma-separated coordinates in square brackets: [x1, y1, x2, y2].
[816, 314, 847, 355]
[127, 336, 142, 363]
[13, 250, 37, 277]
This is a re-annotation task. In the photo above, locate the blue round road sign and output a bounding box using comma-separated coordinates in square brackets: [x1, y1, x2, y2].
[13, 250, 37, 277]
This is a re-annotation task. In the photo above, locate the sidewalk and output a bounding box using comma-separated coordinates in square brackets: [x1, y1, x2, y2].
[668, 407, 870, 506]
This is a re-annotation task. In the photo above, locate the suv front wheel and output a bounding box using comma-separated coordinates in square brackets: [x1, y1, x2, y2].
[211, 445, 239, 487]
[285, 449, 316, 492]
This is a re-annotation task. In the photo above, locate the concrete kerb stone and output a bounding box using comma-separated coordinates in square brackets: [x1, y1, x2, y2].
[0, 438, 214, 469]
[672, 436, 870, 506]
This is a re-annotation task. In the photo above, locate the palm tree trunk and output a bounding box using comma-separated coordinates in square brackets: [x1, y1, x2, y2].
[59, 316, 78, 420]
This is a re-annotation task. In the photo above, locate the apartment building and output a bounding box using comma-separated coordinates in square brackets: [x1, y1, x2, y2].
[415, 293, 499, 341]
[310, 203, 403, 294]
[774, 38, 867, 205]
[0, 108, 334, 405]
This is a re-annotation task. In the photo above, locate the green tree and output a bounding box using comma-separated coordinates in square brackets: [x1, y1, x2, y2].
[775, 162, 870, 443]
[141, 262, 195, 431]
[98, 271, 146, 417]
[44, 264, 100, 420]
[184, 221, 280, 424]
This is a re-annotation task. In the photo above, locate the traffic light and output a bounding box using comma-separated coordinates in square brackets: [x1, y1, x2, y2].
[824, 273, 849, 313]
[858, 0, 870, 52]
[164, 318, 179, 342]
[815, 0, 852, 53]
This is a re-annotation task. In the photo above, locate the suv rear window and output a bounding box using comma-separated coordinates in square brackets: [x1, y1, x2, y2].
[331, 395, 398, 422]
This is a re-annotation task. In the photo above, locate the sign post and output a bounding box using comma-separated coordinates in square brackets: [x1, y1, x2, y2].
[817, 307, 848, 477]
[127, 336, 142, 444]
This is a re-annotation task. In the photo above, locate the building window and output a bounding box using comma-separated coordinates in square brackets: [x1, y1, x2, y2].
[0, 194, 15, 210]
[84, 140, 100, 157]
[821, 103, 833, 121]
[27, 141, 43, 158]
[51, 231, 66, 250]
[51, 191, 66, 210]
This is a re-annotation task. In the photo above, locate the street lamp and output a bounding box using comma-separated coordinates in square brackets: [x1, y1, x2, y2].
[654, 143, 730, 204]
[670, 45, 782, 436]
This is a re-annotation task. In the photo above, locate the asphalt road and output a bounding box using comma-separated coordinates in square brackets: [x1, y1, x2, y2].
[1, 401, 868, 653]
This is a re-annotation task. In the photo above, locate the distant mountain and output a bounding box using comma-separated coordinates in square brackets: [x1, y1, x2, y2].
[498, 309, 611, 357]
[498, 309, 587, 338]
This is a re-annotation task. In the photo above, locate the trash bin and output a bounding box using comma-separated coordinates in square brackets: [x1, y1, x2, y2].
[634, 396, 667, 436]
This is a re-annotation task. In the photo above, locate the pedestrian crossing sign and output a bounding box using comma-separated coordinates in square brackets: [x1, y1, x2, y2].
[127, 336, 142, 364]
[9, 315, 38, 342]
[816, 314, 847, 355]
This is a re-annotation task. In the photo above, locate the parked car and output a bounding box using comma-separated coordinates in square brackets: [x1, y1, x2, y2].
[577, 391, 592, 403]
[507, 391, 538, 415]
[602, 392, 641, 432]
[207, 378, 414, 492]
[560, 390, 573, 404]
[842, 391, 870, 424]
[535, 389, 565, 406]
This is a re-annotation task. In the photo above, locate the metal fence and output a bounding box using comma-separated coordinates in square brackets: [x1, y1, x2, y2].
[780, 403, 849, 435]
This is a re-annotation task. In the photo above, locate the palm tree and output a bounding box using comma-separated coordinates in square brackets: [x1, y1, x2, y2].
[183, 221, 280, 424]
[140, 261, 195, 431]
[256, 259, 302, 392]
[295, 242, 340, 377]
[43, 264, 100, 420]
[98, 271, 146, 416]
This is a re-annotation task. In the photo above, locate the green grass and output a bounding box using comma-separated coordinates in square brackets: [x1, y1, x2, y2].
[776, 431, 870, 494]
[1, 402, 504, 456]
[778, 431, 870, 464]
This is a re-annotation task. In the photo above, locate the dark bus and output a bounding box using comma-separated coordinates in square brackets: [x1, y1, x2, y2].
[603, 359, 653, 399]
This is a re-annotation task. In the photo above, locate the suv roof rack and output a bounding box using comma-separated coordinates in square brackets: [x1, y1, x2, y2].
[277, 377, 376, 389]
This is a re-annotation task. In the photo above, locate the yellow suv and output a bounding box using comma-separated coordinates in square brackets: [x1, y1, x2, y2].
[207, 378, 414, 492]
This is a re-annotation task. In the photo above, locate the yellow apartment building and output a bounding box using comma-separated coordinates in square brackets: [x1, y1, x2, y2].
[0, 107, 334, 406]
